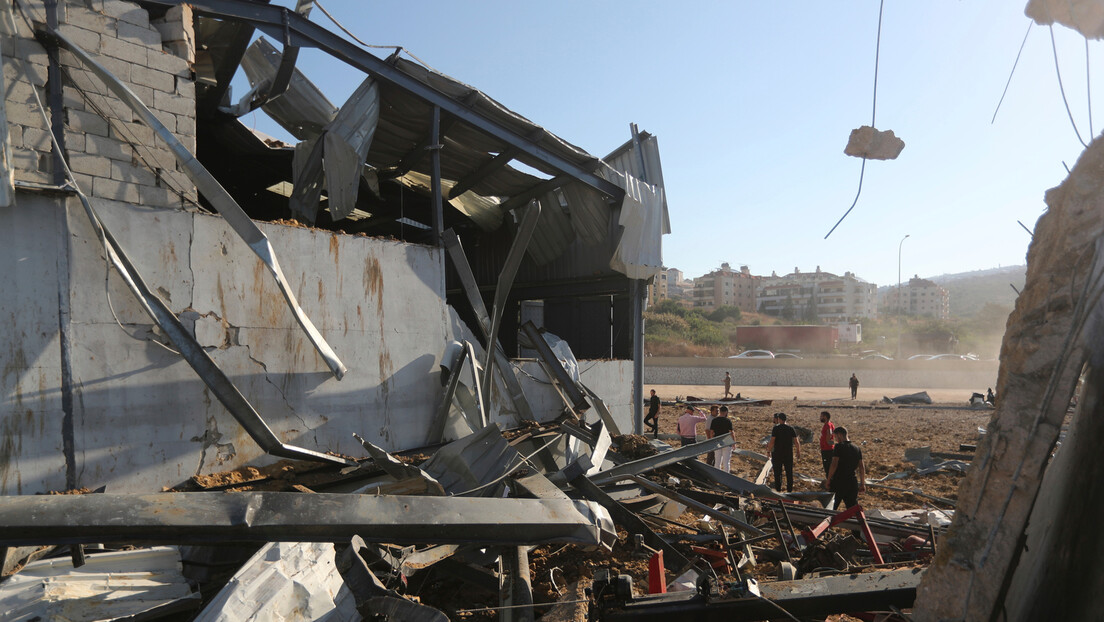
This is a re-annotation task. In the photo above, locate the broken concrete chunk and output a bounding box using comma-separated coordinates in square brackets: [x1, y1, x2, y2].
[844, 125, 905, 160]
[1026, 0, 1104, 40]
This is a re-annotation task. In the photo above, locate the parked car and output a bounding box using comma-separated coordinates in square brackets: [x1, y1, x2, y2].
[729, 350, 775, 359]
[929, 353, 971, 361]
[862, 354, 893, 360]
[907, 354, 935, 360]
[774, 353, 802, 359]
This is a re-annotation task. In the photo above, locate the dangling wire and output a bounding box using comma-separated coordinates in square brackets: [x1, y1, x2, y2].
[824, 0, 885, 240]
[992, 22, 1033, 124]
[1087, 38, 1094, 138]
[1050, 24, 1089, 148]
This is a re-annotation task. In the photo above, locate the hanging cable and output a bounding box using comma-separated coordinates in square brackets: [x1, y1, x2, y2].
[992, 22, 1033, 124]
[1087, 38, 1094, 138]
[824, 0, 885, 239]
[313, 0, 442, 73]
[1050, 24, 1089, 148]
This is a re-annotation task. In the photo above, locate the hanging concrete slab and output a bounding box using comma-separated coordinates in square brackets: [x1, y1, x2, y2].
[844, 125, 905, 160]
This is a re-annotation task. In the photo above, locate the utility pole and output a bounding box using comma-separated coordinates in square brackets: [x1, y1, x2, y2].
[897, 234, 909, 358]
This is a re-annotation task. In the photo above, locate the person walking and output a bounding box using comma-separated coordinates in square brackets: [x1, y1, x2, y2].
[707, 406, 735, 472]
[766, 412, 800, 492]
[677, 405, 706, 447]
[644, 389, 661, 438]
[818, 411, 835, 477]
[723, 371, 733, 398]
[849, 373, 860, 399]
[824, 426, 867, 509]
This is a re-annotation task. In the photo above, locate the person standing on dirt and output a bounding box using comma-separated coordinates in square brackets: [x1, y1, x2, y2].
[644, 389, 661, 438]
[723, 371, 733, 398]
[677, 405, 706, 447]
[707, 406, 735, 472]
[705, 405, 720, 466]
[849, 373, 860, 399]
[824, 426, 866, 509]
[766, 412, 800, 492]
[818, 411, 835, 477]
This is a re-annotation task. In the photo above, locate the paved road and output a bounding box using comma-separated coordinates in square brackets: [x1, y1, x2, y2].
[646, 384, 983, 404]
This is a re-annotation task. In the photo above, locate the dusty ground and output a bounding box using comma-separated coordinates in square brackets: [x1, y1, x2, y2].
[648, 384, 994, 509]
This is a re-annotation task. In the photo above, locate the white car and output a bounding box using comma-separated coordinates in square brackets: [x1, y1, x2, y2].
[862, 354, 893, 360]
[729, 350, 775, 359]
[908, 354, 934, 360]
[774, 353, 803, 359]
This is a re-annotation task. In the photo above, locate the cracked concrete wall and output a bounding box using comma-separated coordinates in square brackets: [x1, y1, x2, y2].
[1, 191, 455, 493]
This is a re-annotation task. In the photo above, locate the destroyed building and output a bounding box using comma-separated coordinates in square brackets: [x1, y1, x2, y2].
[1, 0, 1102, 620]
[0, 0, 668, 494]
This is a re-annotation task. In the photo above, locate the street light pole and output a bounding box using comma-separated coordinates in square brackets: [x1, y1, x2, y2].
[897, 234, 909, 358]
[900, 235, 909, 315]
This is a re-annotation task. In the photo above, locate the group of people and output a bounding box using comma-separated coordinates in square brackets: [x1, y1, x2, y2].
[645, 389, 867, 509]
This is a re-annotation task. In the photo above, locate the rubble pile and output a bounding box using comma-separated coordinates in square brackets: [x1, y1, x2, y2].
[0, 409, 946, 620]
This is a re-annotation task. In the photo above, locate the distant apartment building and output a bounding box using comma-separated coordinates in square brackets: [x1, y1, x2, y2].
[666, 268, 692, 298]
[884, 276, 950, 319]
[757, 267, 878, 322]
[691, 263, 760, 312]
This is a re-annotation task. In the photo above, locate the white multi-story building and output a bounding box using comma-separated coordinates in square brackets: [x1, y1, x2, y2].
[884, 276, 950, 319]
[757, 267, 878, 322]
[691, 263, 760, 312]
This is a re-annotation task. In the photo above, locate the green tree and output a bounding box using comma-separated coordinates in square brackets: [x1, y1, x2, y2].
[708, 305, 742, 323]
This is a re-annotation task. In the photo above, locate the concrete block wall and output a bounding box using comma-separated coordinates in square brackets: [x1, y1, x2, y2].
[4, 0, 196, 207]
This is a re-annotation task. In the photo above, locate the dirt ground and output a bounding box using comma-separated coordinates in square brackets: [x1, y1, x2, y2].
[647, 384, 995, 509]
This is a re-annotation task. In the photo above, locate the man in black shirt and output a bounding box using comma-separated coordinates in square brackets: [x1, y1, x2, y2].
[824, 426, 866, 509]
[644, 389, 661, 438]
[766, 412, 800, 492]
[707, 406, 735, 472]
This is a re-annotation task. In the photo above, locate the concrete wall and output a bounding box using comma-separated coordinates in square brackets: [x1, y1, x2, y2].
[0, 192, 460, 493]
[645, 357, 999, 390]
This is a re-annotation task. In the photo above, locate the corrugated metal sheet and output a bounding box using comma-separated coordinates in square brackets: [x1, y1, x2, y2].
[195, 541, 358, 622]
[0, 547, 200, 621]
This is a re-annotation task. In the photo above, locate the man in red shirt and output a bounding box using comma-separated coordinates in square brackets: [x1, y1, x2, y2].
[818, 411, 835, 477]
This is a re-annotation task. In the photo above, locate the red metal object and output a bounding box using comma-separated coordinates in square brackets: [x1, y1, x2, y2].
[799, 504, 884, 564]
[689, 546, 731, 573]
[648, 550, 666, 594]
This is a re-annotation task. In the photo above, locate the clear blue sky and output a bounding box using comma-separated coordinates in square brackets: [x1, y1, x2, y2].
[251, 1, 1093, 287]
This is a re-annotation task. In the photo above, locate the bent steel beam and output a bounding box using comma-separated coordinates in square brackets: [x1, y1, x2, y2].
[140, 0, 625, 202]
[73, 192, 352, 467]
[589, 435, 734, 486]
[0, 493, 607, 547]
[40, 27, 348, 380]
[442, 230, 535, 422]
[480, 201, 541, 412]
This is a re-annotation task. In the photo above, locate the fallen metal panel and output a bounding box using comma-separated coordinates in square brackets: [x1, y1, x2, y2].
[420, 423, 519, 496]
[520, 320, 590, 414]
[0, 493, 606, 547]
[580, 382, 623, 437]
[42, 27, 347, 380]
[195, 541, 358, 621]
[240, 36, 338, 140]
[443, 229, 535, 422]
[334, 536, 448, 622]
[354, 434, 445, 496]
[0, 546, 200, 621]
[589, 435, 734, 486]
[627, 476, 764, 537]
[481, 201, 541, 411]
